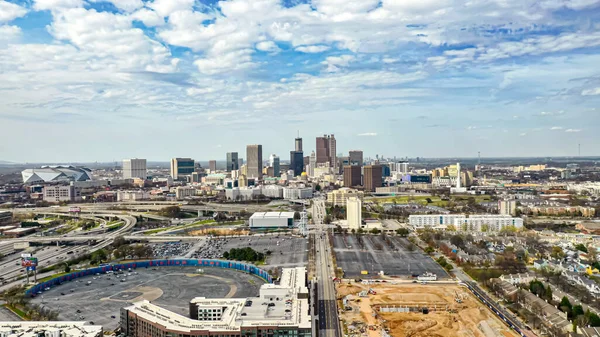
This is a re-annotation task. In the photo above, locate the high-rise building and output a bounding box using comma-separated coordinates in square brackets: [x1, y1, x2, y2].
[363, 165, 382, 192]
[269, 154, 280, 177]
[208, 160, 217, 172]
[246, 145, 263, 179]
[122, 158, 147, 179]
[499, 200, 517, 216]
[226, 152, 239, 172]
[347, 197, 362, 230]
[290, 136, 304, 177]
[315, 134, 336, 171]
[170, 158, 195, 180]
[343, 165, 361, 187]
[349, 150, 363, 166]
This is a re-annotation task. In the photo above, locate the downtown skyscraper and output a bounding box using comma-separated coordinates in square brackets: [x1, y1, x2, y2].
[315, 134, 336, 171]
[290, 135, 304, 177]
[226, 152, 239, 172]
[246, 145, 263, 179]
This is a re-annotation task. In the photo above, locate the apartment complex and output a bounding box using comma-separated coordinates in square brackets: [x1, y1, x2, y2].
[409, 214, 467, 228]
[409, 214, 524, 232]
[122, 158, 147, 179]
[120, 267, 311, 337]
[498, 200, 517, 216]
[347, 197, 362, 230]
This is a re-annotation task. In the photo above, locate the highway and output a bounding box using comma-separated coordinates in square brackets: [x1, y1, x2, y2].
[312, 198, 341, 337]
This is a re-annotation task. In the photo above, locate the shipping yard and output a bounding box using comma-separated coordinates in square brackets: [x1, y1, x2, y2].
[336, 281, 518, 337]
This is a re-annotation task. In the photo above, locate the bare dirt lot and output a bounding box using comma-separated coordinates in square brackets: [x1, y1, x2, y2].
[336, 282, 518, 337]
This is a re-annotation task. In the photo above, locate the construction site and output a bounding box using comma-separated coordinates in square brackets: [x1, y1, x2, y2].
[336, 281, 519, 337]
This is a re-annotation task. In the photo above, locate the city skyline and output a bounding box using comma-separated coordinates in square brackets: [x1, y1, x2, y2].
[1, 0, 599, 162]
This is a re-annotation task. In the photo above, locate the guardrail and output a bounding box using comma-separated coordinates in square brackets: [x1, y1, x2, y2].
[25, 259, 272, 296]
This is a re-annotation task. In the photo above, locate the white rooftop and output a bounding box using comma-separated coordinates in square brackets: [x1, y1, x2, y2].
[0, 322, 101, 337]
[250, 212, 295, 219]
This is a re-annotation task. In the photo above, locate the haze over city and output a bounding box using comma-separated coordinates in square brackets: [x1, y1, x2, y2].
[1, 0, 600, 162]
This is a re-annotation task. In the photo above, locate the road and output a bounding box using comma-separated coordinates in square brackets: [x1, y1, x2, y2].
[312, 198, 341, 337]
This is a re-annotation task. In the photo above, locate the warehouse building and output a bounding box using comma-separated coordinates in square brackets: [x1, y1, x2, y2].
[249, 212, 295, 228]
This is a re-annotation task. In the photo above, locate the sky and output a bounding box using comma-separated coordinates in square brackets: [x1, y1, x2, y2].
[1, 0, 600, 163]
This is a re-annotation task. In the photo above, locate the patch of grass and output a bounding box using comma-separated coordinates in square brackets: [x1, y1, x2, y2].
[3, 304, 29, 320]
[36, 271, 69, 283]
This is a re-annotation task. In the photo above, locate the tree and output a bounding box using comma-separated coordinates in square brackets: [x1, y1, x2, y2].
[573, 304, 584, 318]
[446, 225, 457, 231]
[450, 235, 465, 248]
[545, 285, 553, 302]
[575, 244, 588, 253]
[588, 246, 598, 264]
[424, 246, 435, 255]
[426, 198, 432, 203]
[559, 296, 573, 318]
[158, 206, 182, 218]
[551, 246, 565, 259]
[351, 229, 356, 234]
[294, 211, 301, 220]
[324, 215, 332, 224]
[214, 212, 228, 223]
[63, 263, 71, 273]
[370, 228, 381, 234]
[396, 228, 409, 237]
[315, 184, 321, 192]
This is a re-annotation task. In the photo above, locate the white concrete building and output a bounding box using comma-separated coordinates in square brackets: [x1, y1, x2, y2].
[327, 188, 364, 207]
[283, 187, 313, 200]
[0, 322, 102, 336]
[262, 185, 284, 198]
[175, 186, 197, 199]
[454, 216, 524, 232]
[117, 190, 150, 201]
[499, 200, 517, 216]
[347, 197, 362, 230]
[122, 158, 147, 179]
[225, 187, 261, 201]
[409, 214, 466, 228]
[249, 211, 295, 228]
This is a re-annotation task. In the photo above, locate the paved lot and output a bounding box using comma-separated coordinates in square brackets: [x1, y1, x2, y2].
[30, 267, 264, 331]
[332, 234, 449, 279]
[0, 302, 20, 321]
[193, 235, 308, 268]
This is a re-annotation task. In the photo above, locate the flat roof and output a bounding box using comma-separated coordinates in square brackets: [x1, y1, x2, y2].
[250, 212, 295, 219]
[4, 227, 36, 233]
[0, 322, 101, 337]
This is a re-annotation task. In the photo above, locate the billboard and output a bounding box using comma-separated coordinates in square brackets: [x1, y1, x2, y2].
[21, 256, 38, 271]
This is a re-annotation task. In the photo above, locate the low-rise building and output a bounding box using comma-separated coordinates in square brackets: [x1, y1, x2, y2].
[43, 185, 82, 203]
[121, 267, 311, 337]
[176, 186, 197, 199]
[283, 187, 313, 200]
[249, 212, 295, 228]
[262, 185, 284, 199]
[327, 188, 364, 207]
[0, 322, 102, 336]
[454, 215, 524, 232]
[408, 214, 466, 228]
[225, 187, 261, 201]
[117, 190, 150, 201]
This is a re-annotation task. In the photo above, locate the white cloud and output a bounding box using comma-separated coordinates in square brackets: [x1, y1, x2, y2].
[0, 25, 21, 41]
[565, 128, 582, 133]
[519, 133, 527, 136]
[538, 111, 565, 116]
[322, 55, 355, 72]
[550, 126, 563, 130]
[357, 132, 377, 136]
[312, 0, 380, 15]
[582, 87, 600, 96]
[33, 0, 84, 11]
[0, 1, 27, 23]
[194, 49, 256, 75]
[295, 45, 330, 53]
[382, 58, 399, 64]
[131, 8, 164, 27]
[148, 0, 195, 17]
[256, 41, 281, 53]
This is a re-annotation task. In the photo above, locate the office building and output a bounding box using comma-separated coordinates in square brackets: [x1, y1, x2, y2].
[226, 152, 239, 172]
[121, 268, 311, 337]
[327, 188, 364, 207]
[347, 197, 362, 230]
[117, 190, 150, 201]
[246, 145, 263, 179]
[315, 134, 337, 171]
[43, 185, 82, 203]
[122, 158, 147, 179]
[269, 154, 280, 177]
[249, 212, 295, 228]
[22, 166, 93, 184]
[208, 160, 217, 172]
[295, 136, 303, 152]
[343, 165, 361, 187]
[238, 158, 244, 168]
[176, 186, 197, 199]
[170, 158, 195, 180]
[363, 165, 382, 192]
[290, 151, 304, 177]
[499, 200, 517, 216]
[349, 150, 363, 166]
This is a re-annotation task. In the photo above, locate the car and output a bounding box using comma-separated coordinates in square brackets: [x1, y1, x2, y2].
[111, 315, 116, 319]
[60, 292, 65, 296]
[76, 310, 81, 313]
[241, 313, 247, 316]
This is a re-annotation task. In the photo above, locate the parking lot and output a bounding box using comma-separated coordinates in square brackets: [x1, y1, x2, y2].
[193, 235, 308, 268]
[332, 234, 449, 279]
[30, 266, 264, 331]
[150, 242, 195, 258]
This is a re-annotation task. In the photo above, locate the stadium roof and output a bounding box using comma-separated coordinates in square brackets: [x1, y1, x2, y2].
[22, 166, 93, 184]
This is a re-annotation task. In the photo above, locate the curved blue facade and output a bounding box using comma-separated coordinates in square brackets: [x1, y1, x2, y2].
[26, 259, 272, 296]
